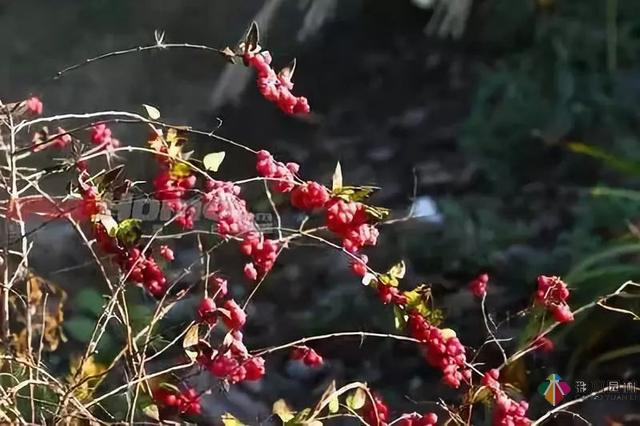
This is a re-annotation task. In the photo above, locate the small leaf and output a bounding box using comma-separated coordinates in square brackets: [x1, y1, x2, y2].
[203, 151, 226, 172]
[328, 396, 339, 414]
[364, 205, 390, 220]
[387, 261, 406, 280]
[116, 219, 142, 247]
[221, 46, 237, 63]
[142, 404, 160, 421]
[96, 213, 118, 237]
[142, 104, 161, 120]
[290, 408, 311, 424]
[244, 22, 260, 53]
[440, 328, 457, 339]
[361, 273, 377, 286]
[221, 413, 246, 426]
[332, 162, 343, 191]
[345, 388, 366, 410]
[393, 305, 407, 330]
[273, 399, 295, 422]
[183, 323, 199, 348]
[278, 58, 297, 81]
[159, 382, 181, 393]
[171, 161, 191, 178]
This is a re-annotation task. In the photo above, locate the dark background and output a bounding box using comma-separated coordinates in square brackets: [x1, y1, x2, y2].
[3, 0, 640, 424]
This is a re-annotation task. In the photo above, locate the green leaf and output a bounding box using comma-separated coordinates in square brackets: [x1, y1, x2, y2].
[345, 388, 366, 410]
[142, 404, 160, 421]
[116, 219, 142, 247]
[568, 142, 640, 176]
[63, 316, 96, 343]
[73, 289, 104, 317]
[203, 151, 226, 172]
[142, 104, 161, 120]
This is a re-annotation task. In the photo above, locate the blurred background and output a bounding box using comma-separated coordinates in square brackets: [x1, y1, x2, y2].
[2, 0, 640, 424]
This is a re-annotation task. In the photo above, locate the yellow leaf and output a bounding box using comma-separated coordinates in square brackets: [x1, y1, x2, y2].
[440, 328, 457, 339]
[345, 388, 366, 410]
[222, 412, 246, 426]
[387, 261, 406, 280]
[142, 104, 161, 120]
[183, 323, 199, 349]
[332, 162, 343, 191]
[68, 355, 107, 401]
[203, 151, 226, 172]
[273, 399, 295, 422]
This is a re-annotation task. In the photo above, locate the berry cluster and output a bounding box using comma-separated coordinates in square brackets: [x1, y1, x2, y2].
[203, 179, 256, 236]
[82, 179, 168, 297]
[408, 311, 470, 388]
[532, 334, 554, 352]
[469, 273, 489, 298]
[482, 369, 531, 426]
[290, 181, 330, 211]
[153, 168, 197, 229]
[325, 199, 379, 254]
[240, 232, 279, 281]
[397, 413, 439, 426]
[290, 345, 324, 367]
[26, 96, 43, 115]
[363, 395, 390, 426]
[90, 124, 120, 150]
[153, 386, 201, 416]
[255, 149, 299, 192]
[159, 244, 174, 261]
[243, 51, 310, 115]
[534, 275, 573, 323]
[33, 127, 72, 152]
[195, 292, 266, 383]
[377, 283, 408, 305]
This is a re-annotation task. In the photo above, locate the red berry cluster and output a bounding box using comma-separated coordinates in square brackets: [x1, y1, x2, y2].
[290, 181, 330, 211]
[26, 96, 43, 115]
[153, 386, 201, 416]
[79, 185, 103, 218]
[153, 169, 197, 229]
[398, 412, 439, 426]
[534, 275, 573, 323]
[363, 395, 390, 426]
[203, 179, 256, 236]
[408, 312, 470, 388]
[377, 283, 408, 305]
[255, 149, 299, 192]
[90, 124, 120, 150]
[481, 369, 531, 426]
[82, 181, 168, 297]
[469, 273, 489, 298]
[197, 297, 246, 331]
[209, 275, 229, 299]
[118, 246, 167, 297]
[159, 244, 174, 261]
[325, 199, 379, 254]
[290, 345, 324, 367]
[243, 51, 310, 115]
[240, 232, 279, 281]
[33, 127, 72, 152]
[195, 293, 266, 383]
[532, 334, 554, 352]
